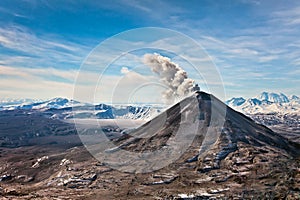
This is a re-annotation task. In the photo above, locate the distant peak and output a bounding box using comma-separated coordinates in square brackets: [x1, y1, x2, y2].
[48, 97, 69, 101]
[257, 92, 289, 103]
[225, 97, 246, 106]
[290, 95, 300, 101]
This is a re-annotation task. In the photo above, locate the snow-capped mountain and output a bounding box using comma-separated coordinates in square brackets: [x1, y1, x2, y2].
[226, 92, 300, 131]
[0, 98, 42, 107]
[0, 97, 87, 111]
[29, 98, 86, 110]
[226, 92, 300, 115]
[0, 97, 164, 120]
[225, 97, 246, 107]
[257, 92, 290, 103]
[66, 104, 163, 120]
[290, 95, 300, 101]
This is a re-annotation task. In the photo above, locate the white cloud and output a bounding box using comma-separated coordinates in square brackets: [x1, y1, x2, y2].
[0, 65, 80, 99]
[0, 65, 78, 81]
[120, 66, 130, 74]
[272, 6, 300, 26]
[0, 77, 74, 99]
[0, 25, 89, 69]
[83, 71, 160, 103]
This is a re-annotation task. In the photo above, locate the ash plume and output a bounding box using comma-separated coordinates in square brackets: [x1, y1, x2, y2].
[143, 53, 195, 104]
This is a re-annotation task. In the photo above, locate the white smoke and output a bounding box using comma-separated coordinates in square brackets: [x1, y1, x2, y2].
[143, 53, 195, 104]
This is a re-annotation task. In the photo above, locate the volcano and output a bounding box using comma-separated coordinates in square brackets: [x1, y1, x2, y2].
[0, 92, 299, 199]
[97, 91, 299, 172]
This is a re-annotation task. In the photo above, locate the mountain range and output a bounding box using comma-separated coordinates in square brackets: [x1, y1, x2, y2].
[0, 97, 163, 120]
[226, 92, 300, 115]
[1, 92, 299, 121]
[0, 97, 87, 111]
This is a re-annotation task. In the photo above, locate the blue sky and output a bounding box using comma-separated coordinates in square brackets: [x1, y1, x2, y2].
[0, 0, 299, 102]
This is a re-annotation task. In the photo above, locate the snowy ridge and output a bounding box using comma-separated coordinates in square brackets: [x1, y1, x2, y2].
[0, 97, 87, 111]
[30, 98, 88, 110]
[0, 98, 42, 106]
[257, 92, 289, 103]
[0, 97, 164, 120]
[226, 92, 300, 115]
[68, 104, 163, 120]
[0, 98, 42, 110]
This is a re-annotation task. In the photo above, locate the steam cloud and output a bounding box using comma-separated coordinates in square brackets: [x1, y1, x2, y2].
[143, 53, 195, 104]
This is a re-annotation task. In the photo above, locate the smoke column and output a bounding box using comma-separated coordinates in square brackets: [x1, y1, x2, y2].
[143, 53, 195, 104]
